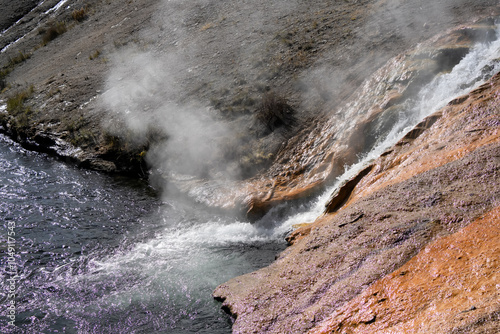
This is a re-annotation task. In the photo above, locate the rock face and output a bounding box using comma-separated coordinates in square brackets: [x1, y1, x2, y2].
[213, 69, 500, 333]
[1, 0, 499, 191]
[310, 206, 500, 333]
[181, 17, 500, 218]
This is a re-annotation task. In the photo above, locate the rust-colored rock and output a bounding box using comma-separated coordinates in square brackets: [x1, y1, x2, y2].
[162, 16, 500, 218]
[215, 18, 500, 217]
[285, 223, 313, 245]
[213, 61, 500, 334]
[324, 165, 373, 214]
[348, 73, 500, 207]
[310, 206, 500, 334]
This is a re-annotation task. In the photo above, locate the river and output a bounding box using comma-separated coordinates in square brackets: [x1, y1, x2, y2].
[0, 134, 288, 333]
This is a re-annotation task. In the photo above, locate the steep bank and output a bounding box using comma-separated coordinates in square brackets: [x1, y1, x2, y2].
[0, 0, 498, 186]
[310, 206, 500, 333]
[213, 66, 500, 333]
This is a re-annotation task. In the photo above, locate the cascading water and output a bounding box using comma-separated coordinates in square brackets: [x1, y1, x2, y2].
[278, 22, 500, 225]
[1, 20, 500, 334]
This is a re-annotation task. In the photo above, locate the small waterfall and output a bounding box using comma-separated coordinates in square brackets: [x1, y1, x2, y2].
[274, 21, 500, 231]
[73, 26, 500, 331]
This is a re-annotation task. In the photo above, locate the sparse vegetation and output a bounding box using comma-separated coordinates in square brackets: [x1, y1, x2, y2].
[102, 125, 166, 161]
[256, 91, 296, 133]
[41, 21, 67, 45]
[4, 85, 36, 132]
[46, 86, 61, 98]
[6, 85, 34, 115]
[8, 50, 31, 66]
[0, 69, 10, 90]
[200, 22, 214, 31]
[69, 128, 98, 147]
[64, 115, 99, 147]
[89, 50, 101, 60]
[100, 130, 150, 176]
[277, 32, 294, 47]
[71, 7, 89, 22]
[0, 51, 31, 87]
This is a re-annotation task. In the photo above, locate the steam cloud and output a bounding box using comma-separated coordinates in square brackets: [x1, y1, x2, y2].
[102, 46, 234, 180]
[101, 0, 301, 187]
[101, 0, 493, 194]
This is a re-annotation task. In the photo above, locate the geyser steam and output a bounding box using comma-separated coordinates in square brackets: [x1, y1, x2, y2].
[102, 47, 235, 181]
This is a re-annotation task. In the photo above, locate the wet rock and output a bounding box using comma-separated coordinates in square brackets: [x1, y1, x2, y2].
[324, 165, 373, 214]
[213, 69, 500, 333]
[209, 17, 500, 217]
[285, 223, 313, 245]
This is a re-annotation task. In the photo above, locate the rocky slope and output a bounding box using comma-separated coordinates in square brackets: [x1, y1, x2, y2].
[310, 206, 500, 333]
[0, 0, 498, 183]
[213, 56, 500, 333]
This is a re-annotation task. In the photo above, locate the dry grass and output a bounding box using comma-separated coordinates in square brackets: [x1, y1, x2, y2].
[0, 51, 31, 87]
[200, 22, 214, 31]
[6, 85, 34, 115]
[5, 85, 36, 131]
[71, 7, 89, 22]
[89, 50, 101, 60]
[41, 21, 67, 45]
[8, 50, 31, 66]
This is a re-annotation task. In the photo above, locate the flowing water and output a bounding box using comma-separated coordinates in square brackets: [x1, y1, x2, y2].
[0, 135, 287, 333]
[278, 22, 500, 226]
[1, 20, 499, 334]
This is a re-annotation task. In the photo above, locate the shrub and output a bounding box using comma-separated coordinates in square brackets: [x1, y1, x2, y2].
[256, 91, 296, 133]
[41, 21, 67, 45]
[71, 7, 88, 22]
